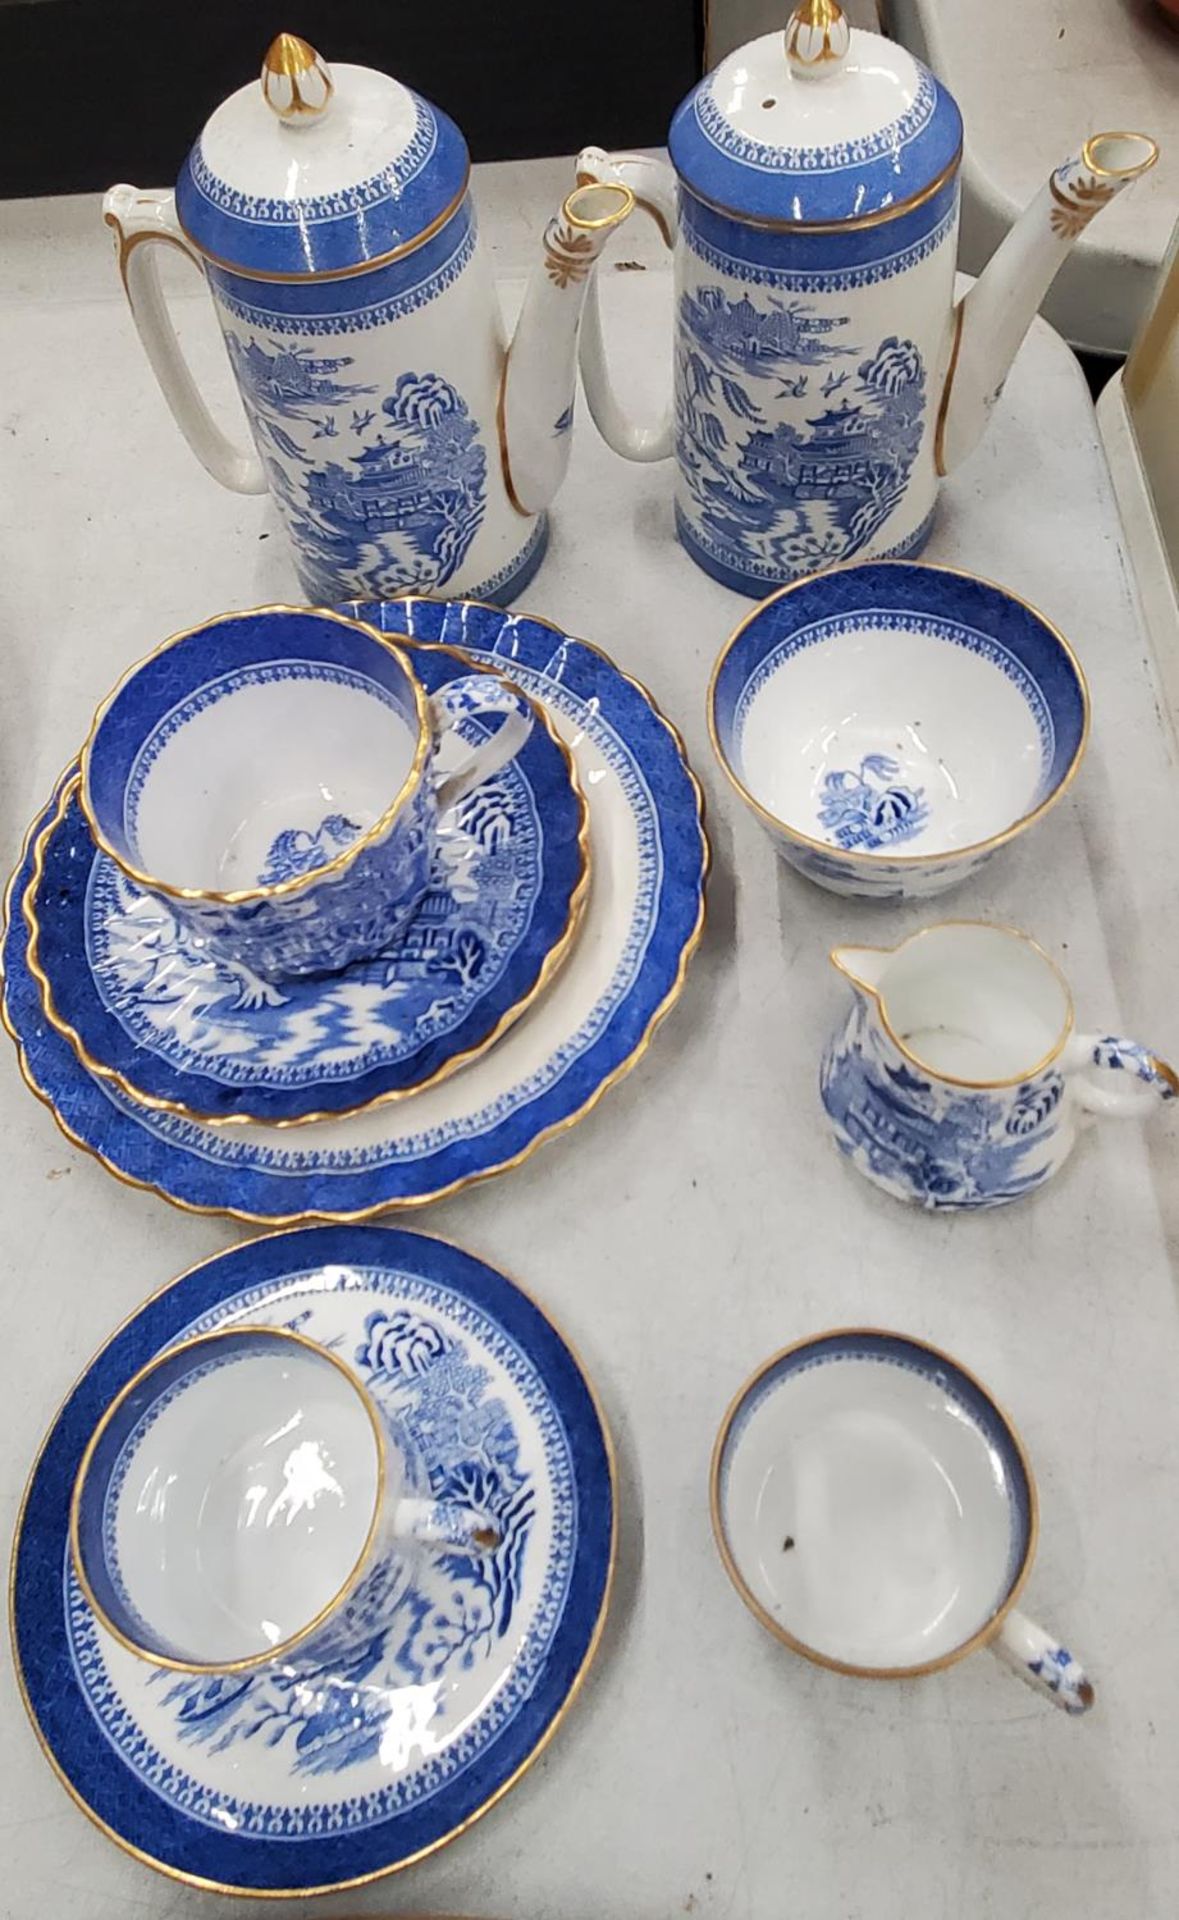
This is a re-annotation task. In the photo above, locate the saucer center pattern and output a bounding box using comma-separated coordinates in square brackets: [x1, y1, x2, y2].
[67, 1265, 574, 1836]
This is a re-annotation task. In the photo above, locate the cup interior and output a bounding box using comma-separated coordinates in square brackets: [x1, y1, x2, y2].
[874, 924, 1072, 1083]
[83, 609, 426, 896]
[72, 1327, 386, 1668]
[715, 1332, 1034, 1674]
[711, 566, 1087, 864]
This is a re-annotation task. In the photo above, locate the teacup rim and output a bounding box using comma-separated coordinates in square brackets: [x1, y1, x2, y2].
[705, 558, 1091, 871]
[69, 1322, 388, 1675]
[710, 1326, 1040, 1681]
[78, 603, 433, 908]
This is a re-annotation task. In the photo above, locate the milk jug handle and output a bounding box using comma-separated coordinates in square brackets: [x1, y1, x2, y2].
[1069, 1033, 1179, 1118]
[575, 148, 676, 462]
[103, 185, 268, 496]
[991, 1609, 1094, 1716]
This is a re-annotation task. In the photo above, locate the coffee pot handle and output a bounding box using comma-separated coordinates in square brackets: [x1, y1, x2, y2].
[575, 148, 676, 462]
[1069, 1033, 1179, 1117]
[103, 185, 268, 495]
[991, 1608, 1094, 1716]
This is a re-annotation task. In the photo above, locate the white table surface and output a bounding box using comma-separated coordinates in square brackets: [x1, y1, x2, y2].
[887, 0, 1179, 354]
[3, 156, 1179, 1920]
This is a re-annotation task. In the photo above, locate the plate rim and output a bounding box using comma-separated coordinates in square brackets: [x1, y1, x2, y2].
[24, 642, 591, 1127]
[8, 1220, 617, 1897]
[2, 609, 709, 1220]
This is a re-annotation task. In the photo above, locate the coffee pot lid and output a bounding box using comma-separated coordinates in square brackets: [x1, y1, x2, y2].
[668, 2, 962, 227]
[174, 34, 469, 279]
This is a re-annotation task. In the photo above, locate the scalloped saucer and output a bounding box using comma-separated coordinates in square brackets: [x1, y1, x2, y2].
[2, 602, 707, 1217]
[26, 648, 588, 1125]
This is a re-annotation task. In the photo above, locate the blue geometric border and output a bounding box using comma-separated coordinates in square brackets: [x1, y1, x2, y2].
[10, 1225, 614, 1893]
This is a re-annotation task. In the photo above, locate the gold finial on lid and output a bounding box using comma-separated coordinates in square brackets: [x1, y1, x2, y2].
[785, 1, 852, 77]
[261, 33, 334, 122]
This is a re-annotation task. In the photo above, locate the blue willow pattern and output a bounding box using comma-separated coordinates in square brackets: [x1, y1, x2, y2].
[66, 1268, 572, 1826]
[87, 766, 536, 1089]
[675, 287, 927, 582]
[229, 343, 489, 601]
[817, 755, 929, 852]
[821, 996, 1063, 1210]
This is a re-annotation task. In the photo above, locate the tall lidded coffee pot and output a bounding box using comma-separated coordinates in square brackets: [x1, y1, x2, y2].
[106, 34, 634, 604]
[577, 1, 1157, 595]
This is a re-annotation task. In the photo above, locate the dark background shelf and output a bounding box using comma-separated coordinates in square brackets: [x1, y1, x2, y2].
[0, 0, 705, 197]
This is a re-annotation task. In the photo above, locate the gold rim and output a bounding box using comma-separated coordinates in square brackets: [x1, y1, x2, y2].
[10, 1222, 618, 1897]
[69, 1325, 388, 1674]
[29, 639, 591, 1128]
[1080, 131, 1159, 179]
[2, 614, 710, 1224]
[709, 1328, 1039, 1681]
[496, 353, 531, 517]
[706, 558, 1091, 871]
[79, 604, 435, 908]
[561, 181, 635, 229]
[829, 919, 1077, 1090]
[681, 144, 961, 236]
[174, 169, 471, 284]
[933, 299, 964, 478]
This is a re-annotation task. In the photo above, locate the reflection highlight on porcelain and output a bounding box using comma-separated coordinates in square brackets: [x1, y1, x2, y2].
[70, 1325, 506, 1671]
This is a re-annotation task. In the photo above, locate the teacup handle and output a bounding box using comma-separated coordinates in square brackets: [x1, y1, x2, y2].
[393, 1495, 501, 1553]
[1069, 1033, 1179, 1118]
[991, 1608, 1094, 1716]
[431, 683, 533, 815]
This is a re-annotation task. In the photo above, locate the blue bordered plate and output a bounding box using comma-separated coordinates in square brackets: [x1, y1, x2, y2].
[10, 1224, 614, 1896]
[25, 645, 588, 1125]
[2, 604, 708, 1218]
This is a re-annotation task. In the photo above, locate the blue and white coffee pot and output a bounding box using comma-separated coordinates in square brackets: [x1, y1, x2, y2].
[578, 0, 1157, 596]
[105, 34, 634, 605]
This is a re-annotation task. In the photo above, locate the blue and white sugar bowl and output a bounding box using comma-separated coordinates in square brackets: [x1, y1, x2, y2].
[822, 922, 1178, 1211]
[707, 561, 1089, 900]
[80, 605, 531, 979]
[577, 2, 1156, 593]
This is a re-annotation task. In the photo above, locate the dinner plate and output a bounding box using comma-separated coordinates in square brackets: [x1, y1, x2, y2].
[25, 648, 588, 1124]
[10, 1224, 613, 1895]
[2, 604, 707, 1218]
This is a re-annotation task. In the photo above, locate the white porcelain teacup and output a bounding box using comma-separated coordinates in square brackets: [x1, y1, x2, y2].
[80, 605, 531, 979]
[70, 1326, 500, 1672]
[713, 1330, 1094, 1715]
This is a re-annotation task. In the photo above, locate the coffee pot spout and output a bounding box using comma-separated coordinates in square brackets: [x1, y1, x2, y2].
[937, 132, 1157, 477]
[499, 180, 634, 515]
